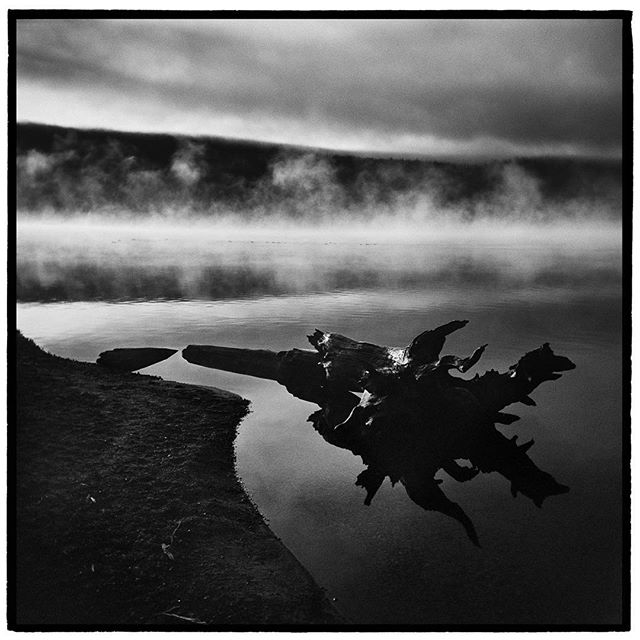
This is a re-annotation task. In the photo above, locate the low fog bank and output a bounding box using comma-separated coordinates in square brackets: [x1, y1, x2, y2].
[17, 123, 622, 226]
[18, 219, 621, 304]
[17, 214, 622, 247]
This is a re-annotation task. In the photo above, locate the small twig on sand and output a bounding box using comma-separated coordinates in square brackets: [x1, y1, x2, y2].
[161, 518, 185, 561]
[169, 518, 184, 545]
[161, 611, 206, 625]
[160, 543, 174, 560]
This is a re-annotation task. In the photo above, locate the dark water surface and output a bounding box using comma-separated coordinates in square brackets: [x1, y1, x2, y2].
[17, 223, 624, 625]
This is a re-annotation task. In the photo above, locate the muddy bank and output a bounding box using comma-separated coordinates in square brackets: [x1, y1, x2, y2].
[13, 332, 344, 628]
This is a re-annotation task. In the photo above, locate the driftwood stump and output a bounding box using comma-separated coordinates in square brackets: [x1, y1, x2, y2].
[183, 321, 575, 545]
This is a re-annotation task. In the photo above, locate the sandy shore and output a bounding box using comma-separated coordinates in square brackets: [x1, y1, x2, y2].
[13, 332, 344, 628]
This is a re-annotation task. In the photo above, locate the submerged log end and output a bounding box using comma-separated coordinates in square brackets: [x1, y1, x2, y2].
[97, 347, 177, 372]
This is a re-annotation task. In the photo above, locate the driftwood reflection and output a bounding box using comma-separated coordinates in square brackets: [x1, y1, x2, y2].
[181, 321, 575, 546]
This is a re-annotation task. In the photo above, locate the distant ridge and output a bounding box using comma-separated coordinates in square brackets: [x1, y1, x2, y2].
[16, 121, 623, 164]
[16, 122, 622, 220]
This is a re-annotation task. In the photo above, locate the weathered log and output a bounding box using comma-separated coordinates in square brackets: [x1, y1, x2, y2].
[182, 345, 284, 380]
[182, 345, 327, 404]
[97, 347, 177, 372]
[182, 322, 575, 546]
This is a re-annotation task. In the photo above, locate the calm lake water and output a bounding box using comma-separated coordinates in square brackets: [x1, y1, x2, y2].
[17, 220, 624, 625]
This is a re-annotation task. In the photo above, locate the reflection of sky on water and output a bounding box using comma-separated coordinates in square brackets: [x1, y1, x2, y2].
[16, 228, 623, 624]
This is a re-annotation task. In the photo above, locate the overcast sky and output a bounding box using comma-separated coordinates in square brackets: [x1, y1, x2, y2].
[16, 18, 623, 158]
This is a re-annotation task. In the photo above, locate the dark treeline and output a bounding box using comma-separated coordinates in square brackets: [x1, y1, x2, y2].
[16, 123, 622, 219]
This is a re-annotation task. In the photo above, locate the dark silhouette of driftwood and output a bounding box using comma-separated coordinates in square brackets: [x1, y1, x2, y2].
[97, 348, 177, 372]
[183, 345, 326, 404]
[183, 322, 575, 546]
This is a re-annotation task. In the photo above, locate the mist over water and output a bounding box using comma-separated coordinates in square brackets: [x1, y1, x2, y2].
[17, 123, 621, 222]
[17, 214, 621, 305]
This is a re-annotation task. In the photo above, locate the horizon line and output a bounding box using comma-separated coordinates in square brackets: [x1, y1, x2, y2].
[15, 120, 623, 164]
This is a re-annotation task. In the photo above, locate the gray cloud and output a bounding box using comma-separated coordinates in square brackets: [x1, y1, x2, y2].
[16, 18, 623, 157]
